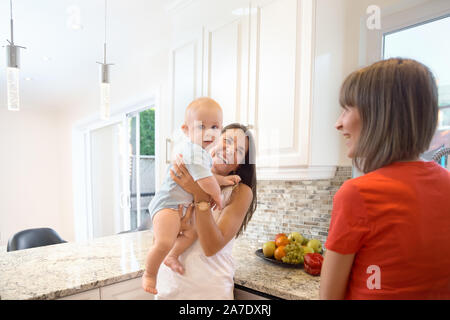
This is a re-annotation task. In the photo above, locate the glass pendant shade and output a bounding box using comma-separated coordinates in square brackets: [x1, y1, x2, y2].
[7, 66, 20, 111]
[100, 81, 110, 120]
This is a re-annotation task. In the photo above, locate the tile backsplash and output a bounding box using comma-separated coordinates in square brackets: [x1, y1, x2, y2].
[241, 166, 352, 246]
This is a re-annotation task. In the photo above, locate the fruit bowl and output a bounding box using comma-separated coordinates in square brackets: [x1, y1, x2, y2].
[254, 249, 304, 269]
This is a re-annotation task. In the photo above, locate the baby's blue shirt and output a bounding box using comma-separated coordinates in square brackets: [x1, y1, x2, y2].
[148, 140, 213, 220]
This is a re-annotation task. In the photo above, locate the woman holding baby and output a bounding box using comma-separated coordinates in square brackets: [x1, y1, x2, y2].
[141, 96, 257, 299]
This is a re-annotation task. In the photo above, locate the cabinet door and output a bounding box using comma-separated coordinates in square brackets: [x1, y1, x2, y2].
[100, 277, 154, 300]
[170, 38, 202, 133]
[167, 33, 203, 165]
[203, 14, 250, 127]
[250, 0, 315, 175]
[58, 288, 100, 300]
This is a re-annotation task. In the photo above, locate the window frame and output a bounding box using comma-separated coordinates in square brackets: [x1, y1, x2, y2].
[363, 0, 450, 66]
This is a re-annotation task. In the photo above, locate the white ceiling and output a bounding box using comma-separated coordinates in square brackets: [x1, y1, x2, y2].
[0, 0, 172, 116]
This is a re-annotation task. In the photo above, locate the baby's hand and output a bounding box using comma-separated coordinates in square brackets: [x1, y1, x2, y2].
[220, 175, 241, 186]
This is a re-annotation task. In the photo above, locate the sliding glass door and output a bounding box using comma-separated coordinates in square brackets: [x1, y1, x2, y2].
[127, 108, 156, 230]
[88, 107, 155, 238]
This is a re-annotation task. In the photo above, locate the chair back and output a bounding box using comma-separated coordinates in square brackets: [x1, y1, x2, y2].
[7, 228, 67, 252]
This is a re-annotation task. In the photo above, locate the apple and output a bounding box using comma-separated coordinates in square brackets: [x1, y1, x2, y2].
[307, 239, 322, 253]
[288, 232, 303, 244]
[263, 241, 276, 258]
[302, 246, 314, 255]
[274, 233, 286, 242]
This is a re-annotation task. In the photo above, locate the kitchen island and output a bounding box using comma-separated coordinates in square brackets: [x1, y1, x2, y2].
[0, 231, 320, 300]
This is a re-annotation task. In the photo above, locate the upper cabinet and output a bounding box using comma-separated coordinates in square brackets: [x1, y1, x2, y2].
[250, 0, 315, 179]
[203, 14, 250, 127]
[168, 0, 327, 180]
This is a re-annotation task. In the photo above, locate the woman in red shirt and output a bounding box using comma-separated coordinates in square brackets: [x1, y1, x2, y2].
[320, 58, 450, 299]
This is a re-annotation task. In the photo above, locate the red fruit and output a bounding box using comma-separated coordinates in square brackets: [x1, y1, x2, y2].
[304, 253, 324, 276]
[274, 233, 286, 242]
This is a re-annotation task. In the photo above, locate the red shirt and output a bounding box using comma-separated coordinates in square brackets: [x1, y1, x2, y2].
[325, 161, 450, 299]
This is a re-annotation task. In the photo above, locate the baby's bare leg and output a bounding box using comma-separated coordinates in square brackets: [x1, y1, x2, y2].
[142, 209, 180, 294]
[164, 229, 198, 274]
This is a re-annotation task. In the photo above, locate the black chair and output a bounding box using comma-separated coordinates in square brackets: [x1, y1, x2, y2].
[7, 228, 67, 252]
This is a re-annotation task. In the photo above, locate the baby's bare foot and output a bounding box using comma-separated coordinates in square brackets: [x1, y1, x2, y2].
[164, 255, 185, 275]
[142, 272, 158, 295]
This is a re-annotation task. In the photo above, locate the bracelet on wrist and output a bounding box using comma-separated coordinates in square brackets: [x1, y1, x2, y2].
[194, 194, 210, 203]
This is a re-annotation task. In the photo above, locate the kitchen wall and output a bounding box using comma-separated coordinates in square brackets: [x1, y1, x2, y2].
[0, 108, 72, 246]
[242, 166, 352, 245]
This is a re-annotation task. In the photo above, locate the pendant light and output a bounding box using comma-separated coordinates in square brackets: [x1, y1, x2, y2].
[97, 0, 114, 120]
[6, 0, 26, 111]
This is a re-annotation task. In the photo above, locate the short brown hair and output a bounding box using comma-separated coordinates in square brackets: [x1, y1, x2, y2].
[339, 58, 439, 173]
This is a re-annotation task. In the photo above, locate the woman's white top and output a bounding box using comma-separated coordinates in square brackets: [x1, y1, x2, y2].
[155, 186, 236, 300]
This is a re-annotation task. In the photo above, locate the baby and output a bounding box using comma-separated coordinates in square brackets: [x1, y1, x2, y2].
[142, 97, 240, 294]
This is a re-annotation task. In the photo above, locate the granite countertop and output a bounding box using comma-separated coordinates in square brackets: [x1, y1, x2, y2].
[0, 231, 320, 300]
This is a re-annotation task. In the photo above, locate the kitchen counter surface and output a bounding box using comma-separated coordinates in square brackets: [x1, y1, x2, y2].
[0, 231, 320, 300]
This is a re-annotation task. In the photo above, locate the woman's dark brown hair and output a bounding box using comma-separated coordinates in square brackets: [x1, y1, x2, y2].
[222, 123, 257, 238]
[339, 58, 439, 173]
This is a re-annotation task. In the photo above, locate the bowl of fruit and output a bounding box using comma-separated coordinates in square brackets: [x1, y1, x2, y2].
[255, 232, 324, 274]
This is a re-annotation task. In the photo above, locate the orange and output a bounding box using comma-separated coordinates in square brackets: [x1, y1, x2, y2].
[274, 233, 286, 242]
[274, 246, 286, 261]
[275, 235, 290, 247]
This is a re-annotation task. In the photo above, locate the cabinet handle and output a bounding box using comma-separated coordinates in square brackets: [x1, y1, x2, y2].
[165, 138, 172, 164]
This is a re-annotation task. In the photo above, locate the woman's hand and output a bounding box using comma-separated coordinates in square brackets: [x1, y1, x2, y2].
[169, 155, 197, 194]
[170, 155, 210, 202]
[178, 204, 194, 234]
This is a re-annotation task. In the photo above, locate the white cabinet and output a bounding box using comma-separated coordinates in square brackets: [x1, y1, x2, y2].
[203, 14, 250, 127]
[57, 277, 154, 300]
[168, 0, 321, 180]
[100, 277, 154, 300]
[170, 36, 203, 133]
[250, 0, 315, 178]
[58, 288, 100, 300]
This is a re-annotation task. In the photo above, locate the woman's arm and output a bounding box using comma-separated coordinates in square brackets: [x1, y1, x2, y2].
[196, 176, 223, 209]
[319, 250, 355, 299]
[170, 161, 253, 257]
[194, 183, 252, 256]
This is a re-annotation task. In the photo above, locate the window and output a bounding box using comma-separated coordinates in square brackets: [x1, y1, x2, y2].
[383, 14, 450, 160]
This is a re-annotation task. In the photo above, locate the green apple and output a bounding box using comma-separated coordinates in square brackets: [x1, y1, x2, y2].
[302, 246, 315, 255]
[288, 232, 303, 244]
[262, 241, 276, 258]
[307, 239, 322, 253]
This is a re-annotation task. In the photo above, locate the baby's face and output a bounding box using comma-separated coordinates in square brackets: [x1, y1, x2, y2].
[185, 105, 222, 150]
